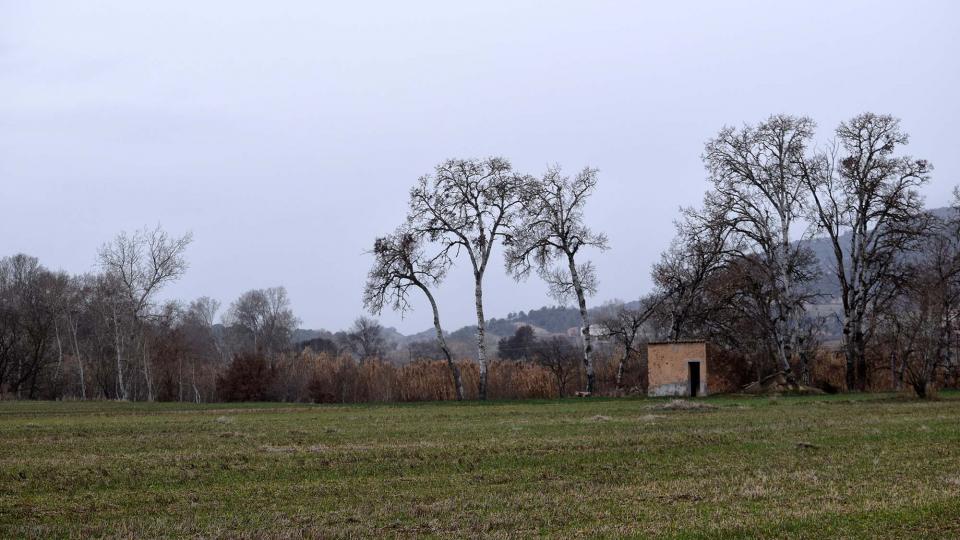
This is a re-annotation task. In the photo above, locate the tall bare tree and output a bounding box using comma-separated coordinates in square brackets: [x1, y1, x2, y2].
[61, 276, 92, 399]
[698, 114, 819, 381]
[408, 157, 528, 400]
[364, 229, 463, 400]
[505, 166, 608, 394]
[98, 225, 192, 400]
[803, 113, 932, 390]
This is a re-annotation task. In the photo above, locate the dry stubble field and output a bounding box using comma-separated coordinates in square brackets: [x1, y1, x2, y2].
[2, 393, 960, 538]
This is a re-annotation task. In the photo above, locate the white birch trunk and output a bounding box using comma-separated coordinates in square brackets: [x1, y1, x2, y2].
[568, 256, 595, 394]
[474, 277, 488, 400]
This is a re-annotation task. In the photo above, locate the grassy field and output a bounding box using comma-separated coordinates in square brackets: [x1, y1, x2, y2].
[2, 394, 960, 539]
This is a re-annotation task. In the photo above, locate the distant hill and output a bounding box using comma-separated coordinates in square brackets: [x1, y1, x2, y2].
[295, 303, 625, 355]
[804, 206, 953, 301]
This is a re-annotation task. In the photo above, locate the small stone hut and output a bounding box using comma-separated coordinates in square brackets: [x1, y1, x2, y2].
[647, 340, 729, 397]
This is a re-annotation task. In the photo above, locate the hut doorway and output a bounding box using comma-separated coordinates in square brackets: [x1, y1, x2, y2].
[688, 361, 701, 397]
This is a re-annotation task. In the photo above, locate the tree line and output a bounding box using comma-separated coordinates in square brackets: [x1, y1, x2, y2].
[1, 225, 339, 400]
[367, 112, 958, 399]
[651, 113, 954, 397]
[3, 111, 957, 401]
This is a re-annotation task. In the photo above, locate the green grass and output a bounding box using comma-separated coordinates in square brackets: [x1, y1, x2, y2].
[2, 393, 960, 538]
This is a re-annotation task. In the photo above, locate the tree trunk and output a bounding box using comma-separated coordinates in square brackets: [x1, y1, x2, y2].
[15, 355, 22, 399]
[422, 284, 463, 401]
[773, 324, 795, 384]
[142, 332, 154, 402]
[615, 353, 627, 390]
[568, 255, 595, 394]
[777, 221, 797, 385]
[69, 317, 86, 400]
[53, 321, 65, 395]
[890, 349, 901, 391]
[854, 330, 868, 391]
[191, 365, 201, 403]
[474, 277, 488, 400]
[798, 349, 811, 386]
[913, 380, 928, 399]
[113, 309, 127, 400]
[842, 313, 867, 391]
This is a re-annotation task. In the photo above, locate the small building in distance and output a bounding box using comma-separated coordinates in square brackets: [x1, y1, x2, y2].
[647, 340, 733, 397]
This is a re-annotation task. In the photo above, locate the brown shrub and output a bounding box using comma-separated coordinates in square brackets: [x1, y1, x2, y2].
[213, 349, 659, 403]
[217, 352, 276, 401]
[396, 360, 466, 401]
[808, 349, 846, 392]
[486, 361, 557, 399]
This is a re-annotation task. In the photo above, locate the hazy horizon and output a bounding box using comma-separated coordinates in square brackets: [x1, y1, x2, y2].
[2, 1, 958, 333]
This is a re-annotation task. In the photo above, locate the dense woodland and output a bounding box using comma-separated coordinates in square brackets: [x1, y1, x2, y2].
[3, 112, 958, 402]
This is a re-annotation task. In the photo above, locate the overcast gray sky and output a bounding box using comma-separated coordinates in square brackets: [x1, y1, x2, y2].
[1, 1, 958, 333]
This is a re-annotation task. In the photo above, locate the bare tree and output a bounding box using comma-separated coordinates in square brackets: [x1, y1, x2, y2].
[505, 166, 608, 394]
[803, 113, 932, 390]
[408, 157, 529, 400]
[0, 257, 25, 395]
[61, 276, 91, 399]
[180, 296, 223, 402]
[0, 255, 67, 398]
[185, 297, 220, 333]
[224, 287, 299, 356]
[363, 229, 463, 400]
[652, 210, 734, 341]
[700, 115, 819, 381]
[879, 211, 960, 397]
[98, 225, 192, 400]
[599, 295, 662, 390]
[99, 226, 193, 319]
[346, 317, 388, 363]
[653, 215, 824, 385]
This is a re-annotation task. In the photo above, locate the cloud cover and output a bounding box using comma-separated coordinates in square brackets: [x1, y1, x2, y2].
[1, 1, 958, 332]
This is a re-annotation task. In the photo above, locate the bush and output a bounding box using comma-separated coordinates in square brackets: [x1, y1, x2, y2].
[217, 353, 276, 401]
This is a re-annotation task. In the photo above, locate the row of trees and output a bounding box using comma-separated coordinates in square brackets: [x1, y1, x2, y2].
[0, 227, 199, 400]
[651, 112, 956, 396]
[368, 112, 959, 399]
[0, 223, 442, 400]
[0, 226, 306, 400]
[4, 111, 955, 401]
[364, 161, 608, 400]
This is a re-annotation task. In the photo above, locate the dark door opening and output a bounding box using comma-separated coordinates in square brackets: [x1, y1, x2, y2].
[688, 361, 701, 397]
